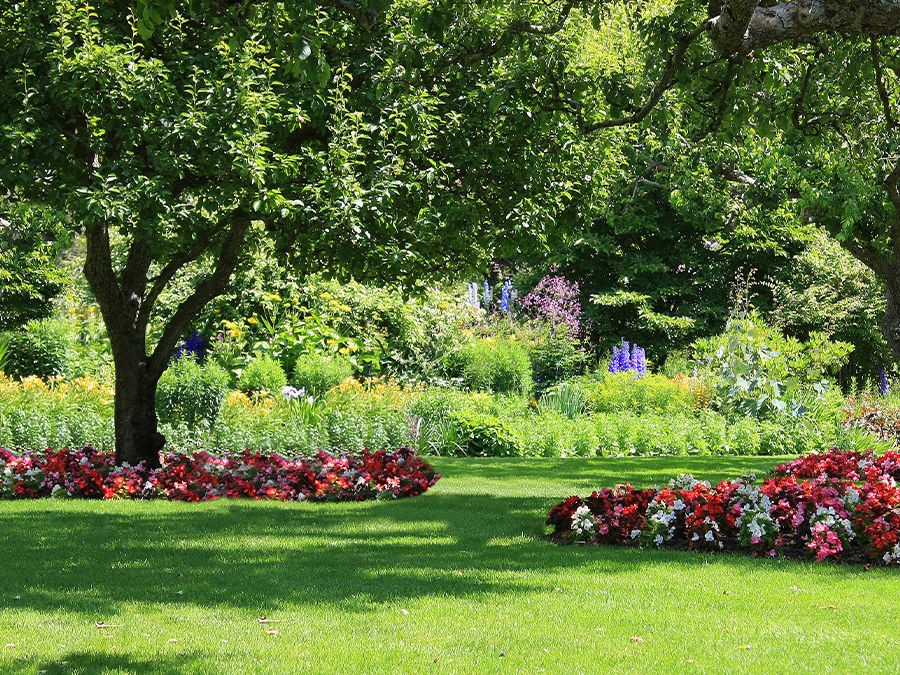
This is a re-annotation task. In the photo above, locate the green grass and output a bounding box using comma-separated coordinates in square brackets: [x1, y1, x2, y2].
[0, 456, 897, 674]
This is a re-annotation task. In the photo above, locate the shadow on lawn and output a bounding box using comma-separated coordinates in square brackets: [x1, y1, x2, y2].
[0, 475, 884, 620]
[7, 650, 208, 675]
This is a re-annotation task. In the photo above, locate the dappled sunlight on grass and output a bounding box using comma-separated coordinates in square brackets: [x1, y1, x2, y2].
[0, 456, 896, 673]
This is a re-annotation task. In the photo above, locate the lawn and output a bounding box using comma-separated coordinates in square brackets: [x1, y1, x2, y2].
[0, 456, 897, 674]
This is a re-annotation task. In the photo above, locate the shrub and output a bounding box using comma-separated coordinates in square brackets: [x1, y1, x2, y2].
[578, 372, 695, 416]
[511, 412, 598, 457]
[1, 319, 72, 378]
[450, 339, 533, 396]
[0, 374, 114, 451]
[293, 352, 353, 398]
[448, 409, 520, 456]
[238, 355, 287, 395]
[528, 324, 585, 392]
[157, 358, 230, 428]
[693, 308, 852, 418]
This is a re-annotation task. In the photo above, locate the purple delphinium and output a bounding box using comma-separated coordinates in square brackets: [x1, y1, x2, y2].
[878, 366, 890, 396]
[521, 274, 582, 338]
[608, 339, 647, 377]
[483, 281, 492, 309]
[632, 345, 647, 376]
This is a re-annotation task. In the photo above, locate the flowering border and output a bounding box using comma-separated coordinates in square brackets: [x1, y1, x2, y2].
[0, 446, 440, 502]
[547, 449, 900, 565]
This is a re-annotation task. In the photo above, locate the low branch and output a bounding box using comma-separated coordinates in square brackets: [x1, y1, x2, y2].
[147, 214, 251, 380]
[585, 24, 708, 130]
[137, 237, 209, 336]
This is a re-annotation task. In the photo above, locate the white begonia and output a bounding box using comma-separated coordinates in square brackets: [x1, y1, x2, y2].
[704, 530, 715, 542]
[571, 505, 595, 537]
[844, 487, 860, 506]
[630, 529, 641, 539]
[653, 534, 664, 546]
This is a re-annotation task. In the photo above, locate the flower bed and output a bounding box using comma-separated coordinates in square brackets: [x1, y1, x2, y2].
[0, 446, 440, 502]
[547, 449, 900, 565]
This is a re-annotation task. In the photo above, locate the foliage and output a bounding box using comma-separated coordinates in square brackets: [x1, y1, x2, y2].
[449, 339, 533, 396]
[526, 322, 586, 392]
[447, 409, 520, 457]
[0, 203, 72, 330]
[537, 382, 587, 419]
[156, 357, 230, 428]
[694, 308, 853, 418]
[292, 352, 353, 399]
[769, 231, 887, 382]
[577, 372, 696, 416]
[0, 374, 114, 451]
[1, 319, 72, 378]
[0, 446, 439, 501]
[237, 356, 287, 397]
[549, 450, 900, 565]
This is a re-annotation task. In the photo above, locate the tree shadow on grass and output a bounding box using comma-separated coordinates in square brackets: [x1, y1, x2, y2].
[6, 650, 207, 675]
[0, 482, 889, 620]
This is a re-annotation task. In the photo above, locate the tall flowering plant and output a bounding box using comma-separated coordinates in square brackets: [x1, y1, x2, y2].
[608, 339, 647, 376]
[521, 274, 582, 338]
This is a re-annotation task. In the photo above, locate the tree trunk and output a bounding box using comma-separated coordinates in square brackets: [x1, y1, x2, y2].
[113, 349, 164, 468]
[882, 279, 900, 362]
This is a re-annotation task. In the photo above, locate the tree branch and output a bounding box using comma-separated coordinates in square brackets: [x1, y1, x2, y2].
[147, 213, 251, 380]
[585, 24, 708, 131]
[137, 237, 209, 336]
[712, 0, 900, 54]
[871, 37, 898, 129]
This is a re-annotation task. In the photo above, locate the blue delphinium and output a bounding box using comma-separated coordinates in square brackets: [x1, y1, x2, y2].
[175, 332, 208, 360]
[878, 366, 890, 396]
[608, 339, 647, 378]
[632, 345, 647, 376]
[500, 280, 513, 313]
[468, 283, 480, 309]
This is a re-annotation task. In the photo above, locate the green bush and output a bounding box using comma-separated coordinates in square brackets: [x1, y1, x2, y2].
[527, 324, 585, 392]
[578, 372, 695, 416]
[693, 308, 853, 418]
[2, 319, 72, 378]
[157, 358, 230, 428]
[293, 352, 353, 398]
[448, 408, 520, 456]
[450, 339, 533, 396]
[238, 355, 287, 395]
[511, 412, 598, 457]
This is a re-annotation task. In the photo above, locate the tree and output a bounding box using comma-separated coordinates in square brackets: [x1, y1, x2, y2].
[0, 0, 591, 465]
[558, 0, 900, 362]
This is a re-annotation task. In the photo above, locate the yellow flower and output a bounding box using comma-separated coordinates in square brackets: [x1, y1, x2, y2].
[246, 317, 258, 325]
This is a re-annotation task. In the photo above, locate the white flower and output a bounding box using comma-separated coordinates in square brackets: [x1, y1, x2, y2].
[653, 534, 664, 546]
[630, 529, 641, 539]
[704, 530, 715, 542]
